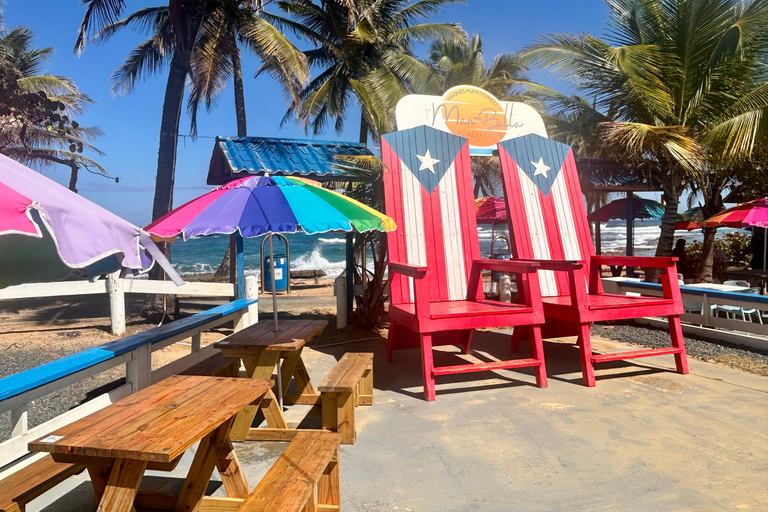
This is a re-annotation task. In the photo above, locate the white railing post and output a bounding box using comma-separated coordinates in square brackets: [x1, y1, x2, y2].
[108, 271, 126, 336]
[245, 275, 259, 327]
[191, 333, 201, 352]
[11, 405, 28, 437]
[126, 345, 151, 392]
[702, 294, 711, 327]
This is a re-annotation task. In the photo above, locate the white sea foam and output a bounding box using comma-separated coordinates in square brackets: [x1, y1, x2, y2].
[318, 237, 346, 245]
[291, 247, 346, 277]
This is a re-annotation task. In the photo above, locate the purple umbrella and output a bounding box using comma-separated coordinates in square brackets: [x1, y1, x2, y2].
[0, 153, 181, 287]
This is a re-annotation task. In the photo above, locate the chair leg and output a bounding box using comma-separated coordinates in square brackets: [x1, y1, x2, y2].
[420, 333, 436, 401]
[386, 321, 397, 363]
[576, 323, 595, 387]
[668, 315, 689, 375]
[510, 327, 525, 353]
[461, 329, 474, 355]
[529, 326, 548, 388]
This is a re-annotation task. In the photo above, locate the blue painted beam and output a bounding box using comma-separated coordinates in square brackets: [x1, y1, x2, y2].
[0, 299, 257, 402]
[618, 281, 768, 305]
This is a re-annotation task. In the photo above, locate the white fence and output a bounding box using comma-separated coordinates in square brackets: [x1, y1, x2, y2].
[0, 272, 239, 335]
[602, 277, 768, 349]
[0, 277, 259, 476]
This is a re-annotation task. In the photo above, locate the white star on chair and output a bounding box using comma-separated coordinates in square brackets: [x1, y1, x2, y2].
[416, 150, 440, 174]
[530, 157, 551, 178]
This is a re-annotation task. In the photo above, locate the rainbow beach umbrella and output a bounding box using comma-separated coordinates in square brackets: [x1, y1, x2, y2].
[145, 175, 396, 329]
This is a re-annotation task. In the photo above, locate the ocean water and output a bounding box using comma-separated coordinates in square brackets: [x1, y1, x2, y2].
[167, 221, 727, 278]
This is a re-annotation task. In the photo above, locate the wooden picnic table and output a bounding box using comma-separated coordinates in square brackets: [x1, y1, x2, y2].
[28, 375, 271, 512]
[214, 319, 328, 442]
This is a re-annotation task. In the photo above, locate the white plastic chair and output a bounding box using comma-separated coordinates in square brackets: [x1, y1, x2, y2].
[715, 281, 764, 324]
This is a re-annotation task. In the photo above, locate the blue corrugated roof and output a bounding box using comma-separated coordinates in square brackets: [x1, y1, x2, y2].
[213, 136, 373, 181]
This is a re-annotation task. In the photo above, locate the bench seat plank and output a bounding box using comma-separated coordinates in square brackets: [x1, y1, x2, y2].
[238, 431, 340, 512]
[318, 353, 373, 392]
[0, 455, 85, 512]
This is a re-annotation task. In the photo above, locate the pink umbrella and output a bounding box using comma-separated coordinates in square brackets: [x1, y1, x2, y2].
[0, 182, 40, 237]
[704, 198, 768, 271]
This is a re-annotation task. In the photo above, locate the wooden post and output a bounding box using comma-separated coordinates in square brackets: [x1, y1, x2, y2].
[236, 233, 245, 300]
[191, 333, 201, 352]
[625, 192, 635, 277]
[107, 271, 125, 336]
[11, 404, 27, 437]
[126, 345, 151, 392]
[345, 232, 354, 322]
[245, 275, 259, 327]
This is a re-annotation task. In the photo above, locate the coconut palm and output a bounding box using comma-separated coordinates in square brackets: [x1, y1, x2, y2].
[523, 0, 768, 278]
[0, 22, 104, 192]
[76, 0, 307, 220]
[265, 0, 465, 143]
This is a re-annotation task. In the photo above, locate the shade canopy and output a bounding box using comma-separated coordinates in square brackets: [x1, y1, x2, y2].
[146, 175, 396, 241]
[0, 154, 179, 288]
[675, 206, 703, 231]
[703, 198, 768, 228]
[207, 136, 375, 185]
[588, 196, 665, 222]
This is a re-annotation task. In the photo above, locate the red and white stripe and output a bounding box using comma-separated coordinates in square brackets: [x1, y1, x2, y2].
[382, 139, 480, 304]
[499, 145, 594, 297]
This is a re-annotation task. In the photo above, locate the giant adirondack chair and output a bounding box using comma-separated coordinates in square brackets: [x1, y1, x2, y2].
[497, 133, 689, 386]
[381, 125, 548, 401]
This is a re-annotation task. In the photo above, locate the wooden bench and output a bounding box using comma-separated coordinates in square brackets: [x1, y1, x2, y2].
[318, 353, 373, 445]
[180, 352, 240, 378]
[0, 455, 85, 512]
[201, 431, 341, 512]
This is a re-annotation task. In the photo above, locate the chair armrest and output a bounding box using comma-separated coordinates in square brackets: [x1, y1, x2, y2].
[387, 261, 428, 279]
[591, 255, 678, 268]
[473, 259, 539, 273]
[510, 258, 585, 272]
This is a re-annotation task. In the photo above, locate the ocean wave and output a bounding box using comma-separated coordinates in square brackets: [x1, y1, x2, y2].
[318, 237, 346, 245]
[291, 247, 346, 278]
[172, 262, 218, 274]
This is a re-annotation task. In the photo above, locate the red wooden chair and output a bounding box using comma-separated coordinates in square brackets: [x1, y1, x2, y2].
[497, 133, 689, 386]
[381, 125, 548, 401]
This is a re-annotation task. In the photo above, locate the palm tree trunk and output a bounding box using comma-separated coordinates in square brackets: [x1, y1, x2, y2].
[144, 50, 189, 319]
[695, 227, 717, 283]
[68, 165, 78, 193]
[151, 51, 188, 223]
[232, 48, 247, 137]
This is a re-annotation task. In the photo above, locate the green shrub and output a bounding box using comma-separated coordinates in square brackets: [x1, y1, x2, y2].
[685, 231, 752, 267]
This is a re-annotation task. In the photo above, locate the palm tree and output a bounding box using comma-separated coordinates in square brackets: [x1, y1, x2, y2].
[426, 33, 548, 198]
[523, 0, 768, 280]
[0, 22, 104, 191]
[76, 0, 307, 316]
[265, 0, 465, 143]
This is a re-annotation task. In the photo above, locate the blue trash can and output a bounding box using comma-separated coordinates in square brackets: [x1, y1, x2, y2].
[491, 253, 510, 281]
[263, 254, 288, 292]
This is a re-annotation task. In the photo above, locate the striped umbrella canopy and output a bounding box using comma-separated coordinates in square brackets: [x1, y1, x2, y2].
[704, 198, 768, 272]
[587, 196, 665, 222]
[145, 175, 396, 330]
[703, 198, 768, 229]
[146, 175, 395, 241]
[675, 206, 703, 231]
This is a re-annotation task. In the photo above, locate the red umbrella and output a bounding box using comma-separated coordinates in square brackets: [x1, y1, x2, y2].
[704, 198, 768, 271]
[475, 197, 507, 224]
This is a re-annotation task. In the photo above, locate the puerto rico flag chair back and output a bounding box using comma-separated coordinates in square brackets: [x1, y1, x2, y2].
[497, 133, 688, 386]
[381, 125, 548, 401]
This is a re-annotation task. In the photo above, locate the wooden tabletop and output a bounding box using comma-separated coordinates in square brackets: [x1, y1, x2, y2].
[28, 375, 272, 463]
[214, 319, 328, 353]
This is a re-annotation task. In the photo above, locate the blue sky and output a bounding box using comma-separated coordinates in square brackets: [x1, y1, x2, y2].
[3, 0, 613, 225]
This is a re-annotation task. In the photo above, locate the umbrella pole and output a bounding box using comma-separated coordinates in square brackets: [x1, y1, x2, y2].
[268, 232, 278, 331]
[763, 227, 766, 273]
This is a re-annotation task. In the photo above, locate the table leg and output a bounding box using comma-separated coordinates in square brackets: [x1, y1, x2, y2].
[259, 388, 288, 429]
[293, 357, 317, 396]
[175, 417, 235, 512]
[279, 349, 303, 397]
[87, 465, 110, 504]
[230, 352, 282, 441]
[216, 438, 249, 498]
[97, 458, 147, 512]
